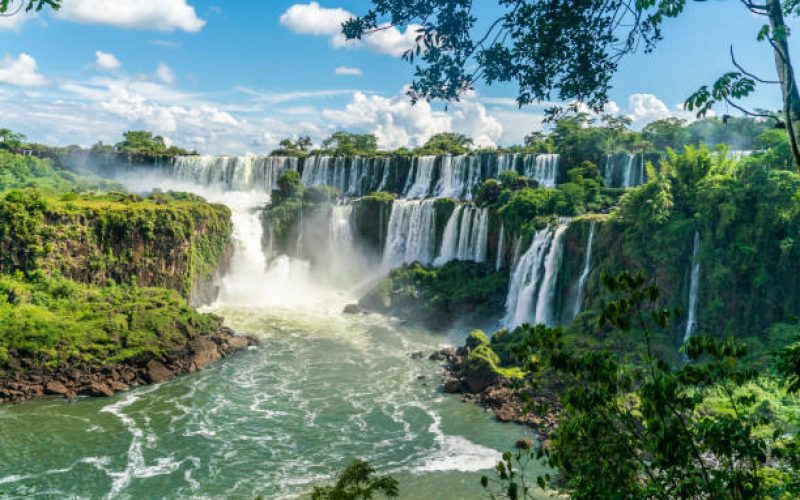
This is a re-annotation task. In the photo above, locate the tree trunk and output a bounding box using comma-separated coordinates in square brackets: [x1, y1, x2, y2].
[766, 0, 800, 169]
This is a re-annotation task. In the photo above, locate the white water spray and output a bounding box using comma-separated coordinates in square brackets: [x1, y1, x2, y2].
[504, 223, 568, 329]
[572, 221, 596, 319]
[683, 231, 701, 345]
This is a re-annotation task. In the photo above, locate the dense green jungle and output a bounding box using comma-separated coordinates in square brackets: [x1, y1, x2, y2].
[3, 0, 800, 499]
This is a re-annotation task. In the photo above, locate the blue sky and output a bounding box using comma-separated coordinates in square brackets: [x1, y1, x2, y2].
[0, 0, 793, 154]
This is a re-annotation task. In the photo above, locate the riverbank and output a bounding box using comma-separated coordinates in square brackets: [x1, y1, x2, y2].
[0, 327, 258, 404]
[432, 347, 561, 441]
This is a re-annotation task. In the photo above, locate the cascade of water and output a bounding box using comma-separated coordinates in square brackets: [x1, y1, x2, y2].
[435, 155, 460, 199]
[495, 224, 506, 271]
[382, 199, 438, 268]
[462, 155, 481, 200]
[347, 158, 363, 196]
[683, 231, 702, 345]
[504, 229, 554, 329]
[572, 221, 597, 319]
[622, 154, 636, 188]
[604, 153, 645, 188]
[510, 237, 522, 270]
[474, 208, 490, 263]
[504, 223, 568, 329]
[532, 224, 568, 326]
[173, 155, 297, 193]
[406, 156, 437, 198]
[496, 153, 519, 176]
[433, 206, 490, 265]
[217, 194, 271, 304]
[329, 204, 355, 252]
[376, 157, 391, 191]
[522, 154, 560, 188]
[603, 155, 614, 187]
[434, 205, 463, 266]
[455, 207, 475, 261]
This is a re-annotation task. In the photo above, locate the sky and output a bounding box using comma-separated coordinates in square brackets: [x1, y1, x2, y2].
[0, 0, 793, 154]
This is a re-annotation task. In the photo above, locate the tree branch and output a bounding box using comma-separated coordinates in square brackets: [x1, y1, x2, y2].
[730, 45, 780, 84]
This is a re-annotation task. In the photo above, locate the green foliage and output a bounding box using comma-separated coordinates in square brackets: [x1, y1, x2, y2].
[274, 170, 304, 203]
[0, 0, 60, 13]
[115, 131, 190, 157]
[272, 136, 313, 156]
[353, 192, 396, 251]
[0, 150, 118, 193]
[0, 189, 232, 299]
[487, 271, 800, 498]
[0, 128, 26, 151]
[465, 329, 490, 350]
[311, 460, 399, 499]
[415, 132, 473, 155]
[322, 132, 378, 156]
[473, 178, 502, 206]
[0, 272, 220, 372]
[755, 129, 795, 170]
[359, 261, 508, 329]
[343, 1, 689, 116]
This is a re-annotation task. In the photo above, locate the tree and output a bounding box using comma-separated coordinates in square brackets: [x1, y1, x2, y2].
[344, 1, 800, 168]
[416, 132, 473, 154]
[642, 118, 689, 151]
[322, 132, 379, 155]
[601, 114, 633, 152]
[0, 128, 26, 151]
[0, 0, 59, 15]
[482, 271, 800, 498]
[311, 460, 399, 500]
[113, 131, 190, 156]
[276, 135, 313, 155]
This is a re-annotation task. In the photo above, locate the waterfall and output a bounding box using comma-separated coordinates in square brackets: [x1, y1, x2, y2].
[433, 206, 490, 266]
[329, 204, 355, 252]
[405, 156, 437, 198]
[496, 154, 519, 176]
[604, 154, 645, 188]
[302, 156, 345, 194]
[522, 154, 560, 188]
[495, 224, 505, 271]
[572, 221, 597, 319]
[683, 231, 701, 345]
[474, 209, 490, 263]
[435, 205, 463, 265]
[382, 199, 438, 268]
[504, 223, 568, 329]
[173, 155, 297, 193]
[376, 157, 392, 191]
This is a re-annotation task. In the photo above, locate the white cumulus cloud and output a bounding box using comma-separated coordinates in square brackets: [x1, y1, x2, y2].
[321, 89, 502, 149]
[156, 63, 176, 85]
[335, 66, 362, 76]
[95, 51, 121, 71]
[280, 2, 351, 36]
[0, 53, 47, 87]
[623, 93, 697, 128]
[59, 0, 205, 32]
[281, 2, 419, 57]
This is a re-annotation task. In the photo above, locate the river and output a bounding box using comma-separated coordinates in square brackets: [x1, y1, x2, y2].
[0, 172, 547, 499]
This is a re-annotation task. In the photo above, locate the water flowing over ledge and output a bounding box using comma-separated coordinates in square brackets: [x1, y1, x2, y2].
[170, 152, 563, 200]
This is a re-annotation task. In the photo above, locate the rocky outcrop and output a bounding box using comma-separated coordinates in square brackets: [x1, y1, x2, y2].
[431, 347, 561, 439]
[0, 328, 259, 404]
[0, 190, 233, 303]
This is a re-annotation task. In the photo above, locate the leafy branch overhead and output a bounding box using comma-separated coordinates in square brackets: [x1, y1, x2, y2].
[0, 0, 60, 14]
[345, 0, 800, 168]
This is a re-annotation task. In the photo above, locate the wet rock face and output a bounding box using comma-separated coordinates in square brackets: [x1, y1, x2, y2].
[0, 330, 260, 404]
[431, 345, 561, 440]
